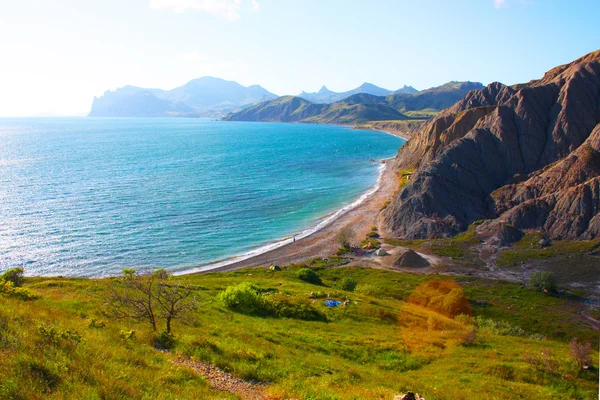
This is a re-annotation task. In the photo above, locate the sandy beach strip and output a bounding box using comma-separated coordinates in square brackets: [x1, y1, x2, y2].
[183, 158, 399, 274]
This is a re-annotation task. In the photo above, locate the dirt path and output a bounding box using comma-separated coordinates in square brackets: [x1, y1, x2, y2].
[175, 356, 267, 399]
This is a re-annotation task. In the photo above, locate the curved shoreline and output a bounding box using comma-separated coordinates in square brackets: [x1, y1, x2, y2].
[178, 155, 399, 275]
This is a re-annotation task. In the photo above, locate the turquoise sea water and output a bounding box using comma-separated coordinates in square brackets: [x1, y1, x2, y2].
[0, 118, 404, 277]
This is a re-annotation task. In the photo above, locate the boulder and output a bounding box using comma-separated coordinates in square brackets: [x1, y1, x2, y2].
[476, 221, 524, 247]
[374, 248, 388, 256]
[393, 248, 429, 268]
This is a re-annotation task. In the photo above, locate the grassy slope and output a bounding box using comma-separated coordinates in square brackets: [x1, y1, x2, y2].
[1, 263, 598, 399]
[385, 229, 600, 292]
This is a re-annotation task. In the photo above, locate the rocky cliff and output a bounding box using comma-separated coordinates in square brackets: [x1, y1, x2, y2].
[381, 50, 600, 241]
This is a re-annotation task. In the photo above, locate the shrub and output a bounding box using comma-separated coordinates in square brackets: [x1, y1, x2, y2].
[475, 317, 526, 337]
[267, 295, 326, 321]
[120, 329, 136, 340]
[569, 337, 592, 369]
[336, 227, 355, 248]
[154, 331, 176, 349]
[523, 348, 559, 375]
[38, 325, 82, 347]
[1, 267, 24, 287]
[529, 271, 557, 293]
[488, 364, 515, 380]
[461, 327, 478, 346]
[0, 280, 41, 300]
[296, 268, 322, 285]
[218, 282, 267, 315]
[87, 319, 106, 329]
[338, 277, 358, 292]
[366, 231, 379, 239]
[454, 314, 474, 325]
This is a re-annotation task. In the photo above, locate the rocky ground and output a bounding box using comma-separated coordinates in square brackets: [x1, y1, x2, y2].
[175, 356, 267, 399]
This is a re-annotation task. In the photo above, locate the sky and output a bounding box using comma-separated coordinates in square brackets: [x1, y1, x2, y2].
[0, 0, 599, 116]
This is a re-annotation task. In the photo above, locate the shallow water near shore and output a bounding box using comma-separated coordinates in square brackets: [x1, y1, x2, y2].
[0, 117, 404, 277]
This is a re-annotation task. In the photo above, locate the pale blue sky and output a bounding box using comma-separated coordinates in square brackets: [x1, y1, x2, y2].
[1, 0, 598, 116]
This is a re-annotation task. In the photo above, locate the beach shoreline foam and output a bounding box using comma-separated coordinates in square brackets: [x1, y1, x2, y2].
[177, 154, 399, 275]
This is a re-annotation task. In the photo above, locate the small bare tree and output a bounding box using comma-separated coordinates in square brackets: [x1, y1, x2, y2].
[336, 226, 355, 248]
[569, 337, 592, 370]
[106, 268, 196, 334]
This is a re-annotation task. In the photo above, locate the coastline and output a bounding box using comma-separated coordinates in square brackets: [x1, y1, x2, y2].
[180, 156, 399, 274]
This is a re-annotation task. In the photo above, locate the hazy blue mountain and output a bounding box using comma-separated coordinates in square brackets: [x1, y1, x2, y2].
[394, 85, 419, 94]
[88, 90, 192, 118]
[89, 77, 277, 117]
[297, 82, 409, 103]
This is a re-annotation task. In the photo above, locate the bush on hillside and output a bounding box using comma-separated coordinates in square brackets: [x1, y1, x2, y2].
[267, 295, 326, 321]
[336, 227, 355, 248]
[569, 337, 592, 369]
[337, 277, 358, 292]
[296, 268, 322, 285]
[0, 281, 41, 301]
[1, 268, 24, 287]
[529, 272, 557, 293]
[218, 282, 268, 315]
[461, 327, 478, 346]
[219, 283, 326, 321]
[154, 331, 176, 349]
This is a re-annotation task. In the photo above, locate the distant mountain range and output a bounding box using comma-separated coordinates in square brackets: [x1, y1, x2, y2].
[223, 81, 483, 124]
[298, 83, 418, 104]
[88, 77, 278, 117]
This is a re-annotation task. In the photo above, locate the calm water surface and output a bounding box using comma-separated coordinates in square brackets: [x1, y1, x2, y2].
[0, 118, 404, 276]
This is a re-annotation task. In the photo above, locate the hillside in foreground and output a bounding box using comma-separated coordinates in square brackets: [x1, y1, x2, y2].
[1, 258, 598, 399]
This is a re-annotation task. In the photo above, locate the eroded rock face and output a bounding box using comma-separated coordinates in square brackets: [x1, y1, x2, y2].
[381, 50, 600, 240]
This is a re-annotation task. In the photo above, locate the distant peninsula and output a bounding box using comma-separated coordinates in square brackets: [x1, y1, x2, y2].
[88, 77, 277, 118]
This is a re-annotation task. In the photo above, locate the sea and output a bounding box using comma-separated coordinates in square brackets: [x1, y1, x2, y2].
[0, 117, 404, 277]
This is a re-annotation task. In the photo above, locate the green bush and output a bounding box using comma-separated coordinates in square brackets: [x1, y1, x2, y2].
[154, 331, 176, 349]
[0, 281, 41, 300]
[1, 268, 24, 287]
[338, 277, 358, 292]
[529, 271, 557, 293]
[296, 268, 322, 285]
[37, 325, 82, 347]
[218, 282, 268, 315]
[267, 295, 326, 321]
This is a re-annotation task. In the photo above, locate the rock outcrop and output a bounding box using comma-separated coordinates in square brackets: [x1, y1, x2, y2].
[381, 50, 600, 240]
[393, 248, 430, 268]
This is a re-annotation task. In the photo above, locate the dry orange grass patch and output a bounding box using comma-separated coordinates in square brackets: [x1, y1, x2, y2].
[406, 280, 471, 318]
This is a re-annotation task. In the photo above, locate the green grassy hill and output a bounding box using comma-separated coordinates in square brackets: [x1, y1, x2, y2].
[223, 82, 483, 125]
[1, 260, 597, 399]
